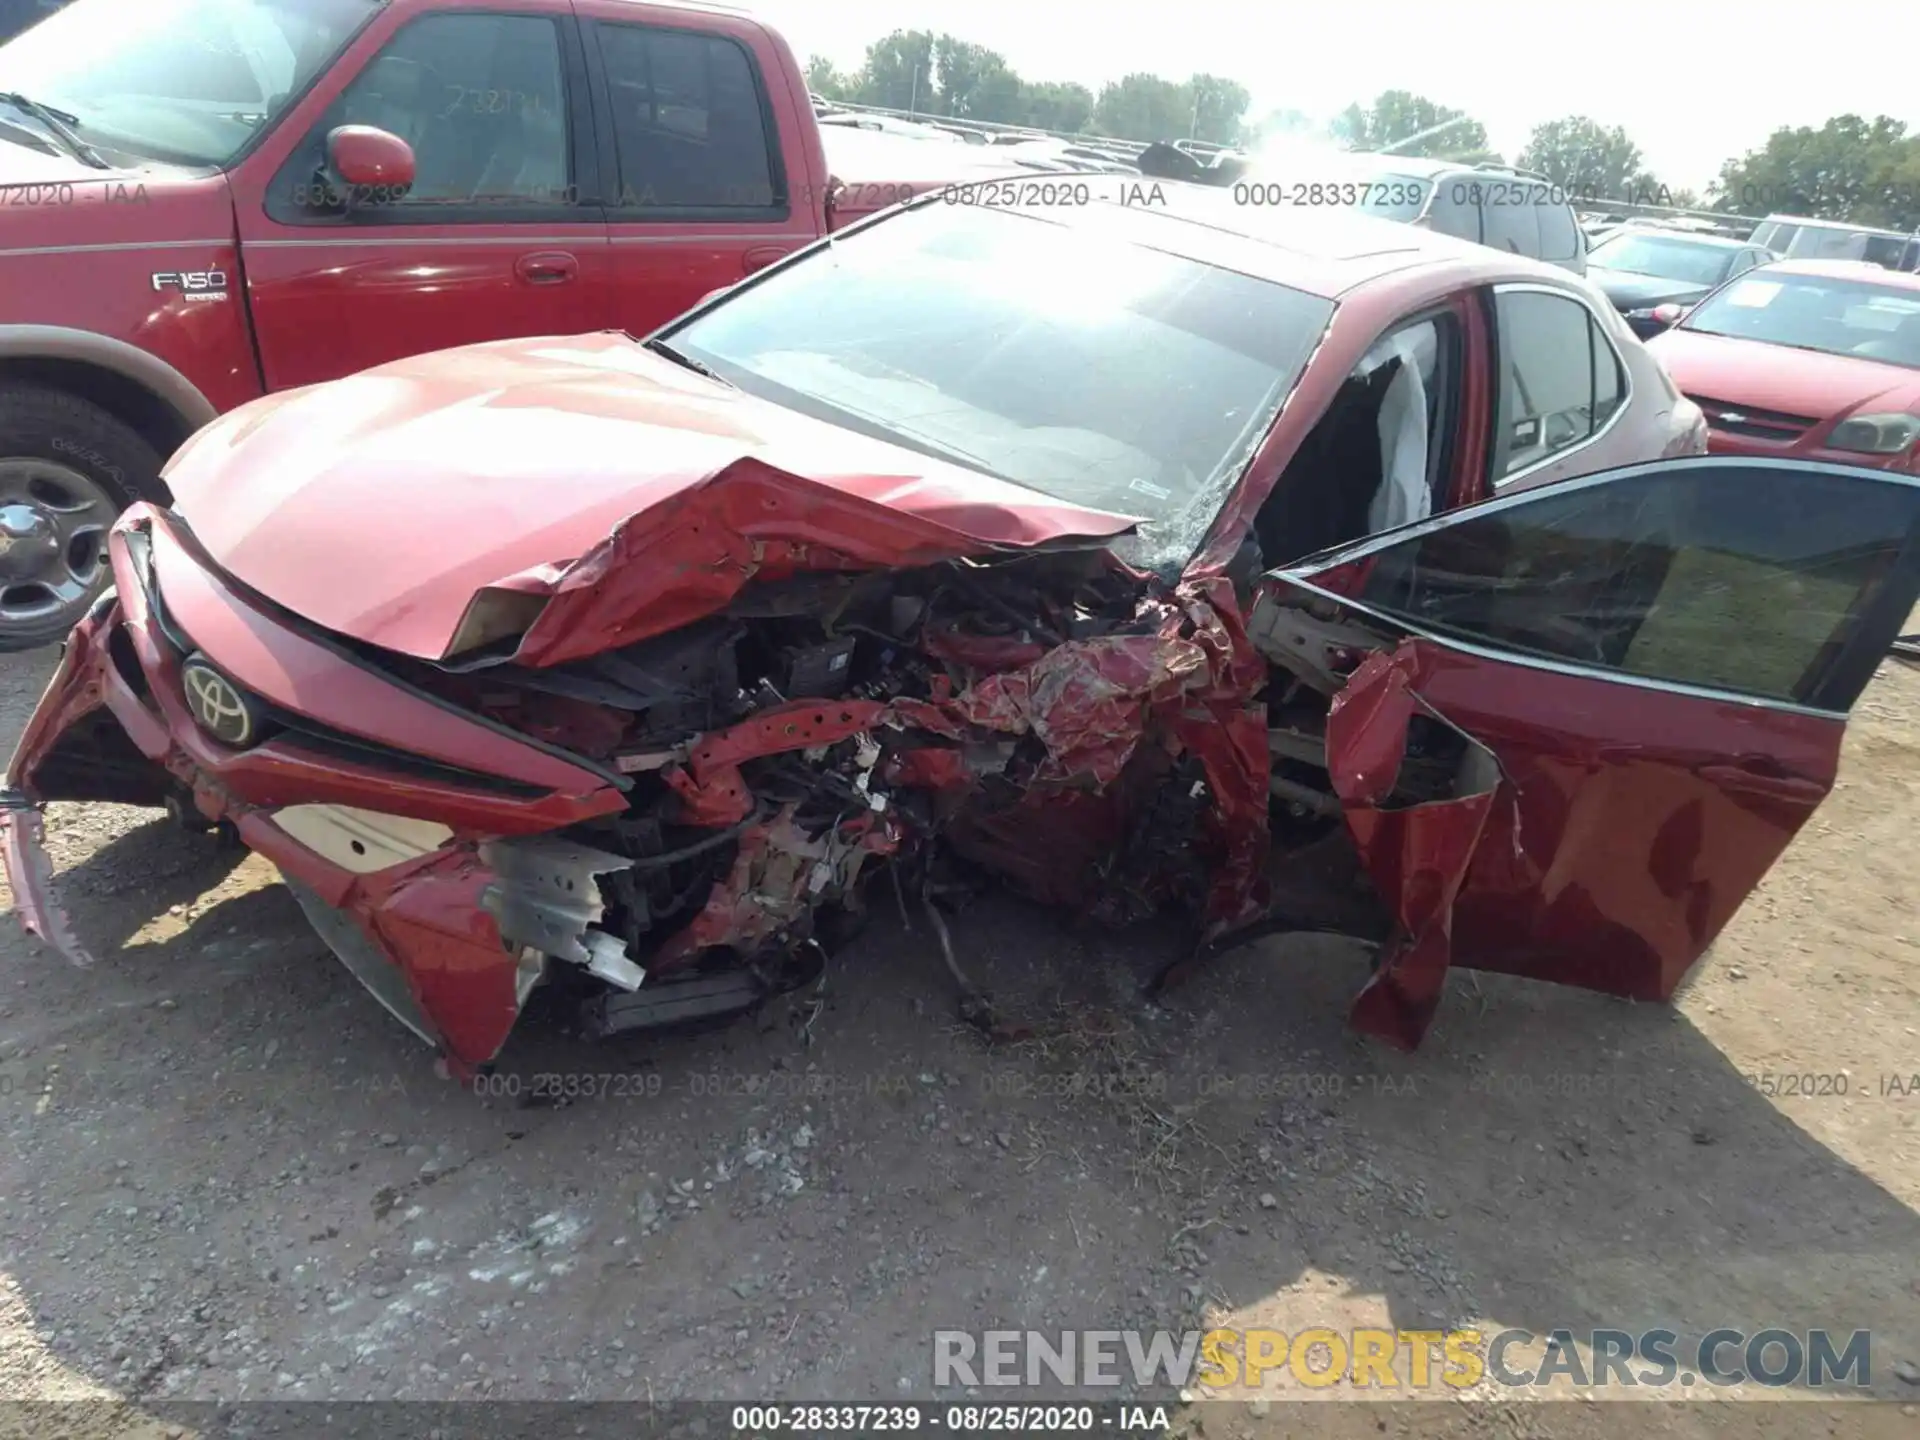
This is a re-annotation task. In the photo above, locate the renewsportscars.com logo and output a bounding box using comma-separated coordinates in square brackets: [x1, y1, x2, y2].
[932, 1327, 1875, 1390]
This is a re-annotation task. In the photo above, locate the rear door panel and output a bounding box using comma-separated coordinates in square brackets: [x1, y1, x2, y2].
[1267, 456, 1920, 1046]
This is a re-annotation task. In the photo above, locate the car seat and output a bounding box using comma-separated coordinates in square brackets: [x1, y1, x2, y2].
[1851, 309, 1920, 366]
[468, 42, 565, 200]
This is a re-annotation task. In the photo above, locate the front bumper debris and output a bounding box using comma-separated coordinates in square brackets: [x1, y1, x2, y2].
[0, 788, 93, 967]
[0, 507, 630, 1074]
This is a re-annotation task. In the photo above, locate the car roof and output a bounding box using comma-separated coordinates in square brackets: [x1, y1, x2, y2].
[600, 0, 755, 14]
[1757, 259, 1920, 291]
[1006, 183, 1540, 298]
[1761, 213, 1913, 235]
[1597, 228, 1751, 250]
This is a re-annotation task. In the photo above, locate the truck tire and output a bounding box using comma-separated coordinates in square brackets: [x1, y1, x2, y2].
[0, 384, 156, 654]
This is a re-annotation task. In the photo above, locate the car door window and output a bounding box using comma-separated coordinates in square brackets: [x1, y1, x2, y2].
[1424, 179, 1480, 242]
[1480, 187, 1543, 259]
[1535, 198, 1579, 263]
[596, 23, 781, 212]
[1491, 289, 1622, 482]
[273, 12, 571, 216]
[1338, 462, 1920, 710]
[1255, 312, 1459, 564]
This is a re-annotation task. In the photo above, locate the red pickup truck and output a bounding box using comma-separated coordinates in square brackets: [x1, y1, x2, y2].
[0, 0, 1018, 649]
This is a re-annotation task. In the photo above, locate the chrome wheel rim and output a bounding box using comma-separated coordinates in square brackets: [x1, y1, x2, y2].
[0, 458, 117, 629]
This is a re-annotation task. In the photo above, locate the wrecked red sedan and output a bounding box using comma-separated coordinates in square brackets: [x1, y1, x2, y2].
[5, 193, 1914, 1074]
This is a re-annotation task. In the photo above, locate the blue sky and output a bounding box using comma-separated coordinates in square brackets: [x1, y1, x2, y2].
[756, 0, 1920, 192]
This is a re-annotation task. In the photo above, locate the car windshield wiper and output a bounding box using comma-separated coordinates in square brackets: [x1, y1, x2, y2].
[0, 93, 108, 169]
[644, 338, 730, 385]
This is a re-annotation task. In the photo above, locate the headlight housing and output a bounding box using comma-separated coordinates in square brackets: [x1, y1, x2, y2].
[443, 587, 550, 660]
[1827, 412, 1920, 455]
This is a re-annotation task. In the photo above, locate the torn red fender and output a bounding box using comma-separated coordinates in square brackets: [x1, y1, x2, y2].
[507, 458, 1132, 668]
[0, 804, 96, 967]
[1173, 577, 1274, 936]
[1328, 644, 1499, 1050]
[362, 848, 524, 1072]
[5, 604, 112, 796]
[945, 630, 1210, 786]
[1, 610, 113, 968]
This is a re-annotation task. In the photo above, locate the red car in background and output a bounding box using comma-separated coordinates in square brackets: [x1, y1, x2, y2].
[1649, 262, 1920, 468]
[12, 194, 1906, 1087]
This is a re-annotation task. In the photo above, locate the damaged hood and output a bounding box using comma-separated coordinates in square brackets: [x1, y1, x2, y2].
[161, 332, 1139, 664]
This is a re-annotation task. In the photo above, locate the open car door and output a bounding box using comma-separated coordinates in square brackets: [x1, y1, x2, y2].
[1254, 455, 1920, 1047]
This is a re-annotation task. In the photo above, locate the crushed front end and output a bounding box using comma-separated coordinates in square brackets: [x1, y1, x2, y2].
[1, 502, 1284, 1074]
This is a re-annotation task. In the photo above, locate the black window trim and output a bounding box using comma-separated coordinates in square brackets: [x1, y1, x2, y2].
[1279, 455, 1920, 718]
[1418, 169, 1484, 244]
[1486, 281, 1634, 491]
[1533, 196, 1581, 265]
[581, 14, 790, 225]
[262, 7, 600, 229]
[1477, 183, 1544, 260]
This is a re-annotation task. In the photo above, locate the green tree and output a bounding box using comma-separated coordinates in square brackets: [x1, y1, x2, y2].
[1518, 117, 1644, 202]
[1092, 73, 1192, 142]
[1019, 80, 1095, 134]
[803, 55, 851, 102]
[1712, 115, 1920, 228]
[852, 30, 937, 112]
[1188, 74, 1251, 146]
[1331, 91, 1491, 160]
[933, 37, 1019, 120]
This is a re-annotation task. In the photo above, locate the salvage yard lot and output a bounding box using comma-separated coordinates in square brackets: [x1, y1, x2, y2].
[0, 640, 1916, 1433]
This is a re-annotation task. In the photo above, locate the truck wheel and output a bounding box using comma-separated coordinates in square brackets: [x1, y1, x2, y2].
[0, 385, 156, 653]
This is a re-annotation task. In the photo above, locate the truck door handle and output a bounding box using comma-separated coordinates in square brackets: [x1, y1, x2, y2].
[742, 245, 794, 275]
[515, 251, 578, 285]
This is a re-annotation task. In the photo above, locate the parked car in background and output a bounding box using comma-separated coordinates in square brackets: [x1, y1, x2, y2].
[0, 0, 1029, 651]
[1586, 228, 1775, 336]
[1, 194, 1713, 1073]
[1648, 261, 1920, 467]
[1751, 214, 1920, 271]
[1245, 152, 1588, 276]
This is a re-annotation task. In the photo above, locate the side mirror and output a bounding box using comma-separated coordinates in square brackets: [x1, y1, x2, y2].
[311, 124, 415, 210]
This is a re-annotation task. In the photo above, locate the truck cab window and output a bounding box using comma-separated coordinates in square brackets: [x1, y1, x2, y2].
[327, 12, 568, 206]
[597, 24, 779, 211]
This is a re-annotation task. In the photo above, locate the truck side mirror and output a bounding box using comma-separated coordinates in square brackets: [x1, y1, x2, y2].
[313, 125, 416, 210]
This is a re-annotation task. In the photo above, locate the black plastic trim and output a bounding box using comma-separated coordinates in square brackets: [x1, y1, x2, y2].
[148, 513, 631, 793]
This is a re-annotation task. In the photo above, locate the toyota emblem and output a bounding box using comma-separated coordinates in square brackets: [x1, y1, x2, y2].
[181, 656, 259, 746]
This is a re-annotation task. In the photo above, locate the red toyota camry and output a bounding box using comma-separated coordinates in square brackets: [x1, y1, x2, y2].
[11, 193, 1917, 1085]
[1648, 260, 1920, 469]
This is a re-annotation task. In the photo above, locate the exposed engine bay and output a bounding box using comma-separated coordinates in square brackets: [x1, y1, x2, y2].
[368, 547, 1485, 1047]
[6, 510, 1511, 1073]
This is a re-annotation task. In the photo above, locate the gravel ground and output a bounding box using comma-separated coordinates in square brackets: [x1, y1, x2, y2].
[0, 640, 1917, 1437]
